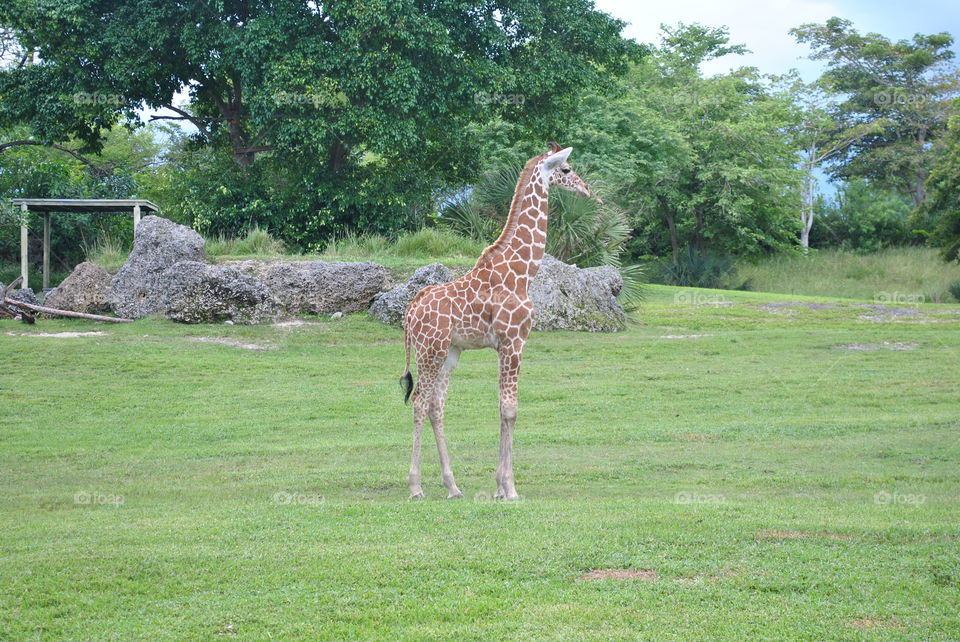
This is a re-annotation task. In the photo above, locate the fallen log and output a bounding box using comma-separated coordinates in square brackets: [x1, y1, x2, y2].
[2, 297, 133, 323]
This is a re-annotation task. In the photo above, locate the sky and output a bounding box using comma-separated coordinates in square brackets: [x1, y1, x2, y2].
[594, 0, 960, 80]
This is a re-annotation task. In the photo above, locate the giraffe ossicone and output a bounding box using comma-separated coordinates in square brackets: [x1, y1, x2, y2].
[399, 143, 593, 500]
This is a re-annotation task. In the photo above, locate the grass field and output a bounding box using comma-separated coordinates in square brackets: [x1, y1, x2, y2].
[1, 284, 959, 639]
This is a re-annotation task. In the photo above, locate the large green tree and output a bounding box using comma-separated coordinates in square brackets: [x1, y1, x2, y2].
[0, 0, 639, 244]
[570, 24, 803, 265]
[791, 18, 959, 208]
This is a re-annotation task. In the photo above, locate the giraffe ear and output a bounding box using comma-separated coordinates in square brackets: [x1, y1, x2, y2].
[542, 147, 572, 173]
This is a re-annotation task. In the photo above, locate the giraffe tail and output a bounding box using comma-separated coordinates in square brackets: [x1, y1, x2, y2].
[400, 325, 414, 404]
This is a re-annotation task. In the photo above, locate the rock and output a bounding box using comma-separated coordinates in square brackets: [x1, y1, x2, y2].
[368, 262, 453, 325]
[44, 262, 113, 314]
[229, 260, 390, 316]
[160, 261, 282, 324]
[1, 283, 39, 315]
[110, 216, 206, 318]
[330, 311, 344, 319]
[529, 255, 625, 332]
[368, 257, 624, 332]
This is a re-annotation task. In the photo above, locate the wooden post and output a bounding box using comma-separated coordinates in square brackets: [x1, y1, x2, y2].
[42, 212, 51, 290]
[133, 203, 141, 231]
[19, 203, 28, 288]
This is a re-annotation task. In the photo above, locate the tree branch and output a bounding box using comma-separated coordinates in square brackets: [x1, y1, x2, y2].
[0, 140, 112, 176]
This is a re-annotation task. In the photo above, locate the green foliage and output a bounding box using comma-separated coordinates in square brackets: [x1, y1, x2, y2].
[948, 280, 960, 302]
[809, 179, 916, 251]
[655, 246, 736, 288]
[917, 102, 960, 260]
[569, 25, 804, 263]
[321, 229, 486, 261]
[1, 0, 641, 240]
[83, 234, 129, 271]
[204, 226, 286, 259]
[791, 17, 960, 206]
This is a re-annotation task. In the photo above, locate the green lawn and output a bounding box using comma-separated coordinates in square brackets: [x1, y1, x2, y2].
[1, 285, 958, 640]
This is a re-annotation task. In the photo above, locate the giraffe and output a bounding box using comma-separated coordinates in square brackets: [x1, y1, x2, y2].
[399, 142, 593, 500]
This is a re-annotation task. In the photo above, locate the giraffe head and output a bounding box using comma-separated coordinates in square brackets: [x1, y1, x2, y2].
[541, 142, 592, 199]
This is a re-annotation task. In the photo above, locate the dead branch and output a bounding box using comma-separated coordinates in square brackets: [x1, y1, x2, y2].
[2, 297, 132, 323]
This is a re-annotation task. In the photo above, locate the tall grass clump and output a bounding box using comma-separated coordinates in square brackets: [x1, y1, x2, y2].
[730, 246, 960, 302]
[83, 235, 130, 271]
[320, 229, 485, 261]
[205, 226, 286, 258]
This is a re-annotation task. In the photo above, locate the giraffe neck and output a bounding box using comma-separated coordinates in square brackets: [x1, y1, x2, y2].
[475, 155, 549, 291]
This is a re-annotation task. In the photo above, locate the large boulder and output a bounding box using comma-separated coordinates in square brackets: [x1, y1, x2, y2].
[110, 216, 206, 318]
[368, 262, 453, 325]
[161, 261, 282, 324]
[45, 262, 112, 314]
[229, 260, 390, 315]
[529, 255, 625, 332]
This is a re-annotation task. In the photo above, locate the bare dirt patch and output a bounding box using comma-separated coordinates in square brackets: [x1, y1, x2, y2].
[188, 337, 272, 351]
[5, 331, 105, 338]
[578, 568, 658, 581]
[852, 304, 924, 322]
[756, 529, 853, 541]
[848, 616, 903, 630]
[834, 341, 918, 351]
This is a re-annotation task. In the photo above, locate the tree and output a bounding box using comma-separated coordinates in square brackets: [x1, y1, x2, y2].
[570, 24, 803, 267]
[917, 102, 960, 260]
[787, 79, 883, 249]
[792, 18, 960, 208]
[0, 1, 641, 242]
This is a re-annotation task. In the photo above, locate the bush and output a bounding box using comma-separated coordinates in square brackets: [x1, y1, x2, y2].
[655, 246, 736, 289]
[949, 280, 960, 303]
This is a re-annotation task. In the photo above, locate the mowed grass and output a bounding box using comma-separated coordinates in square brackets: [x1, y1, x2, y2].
[731, 246, 960, 303]
[1, 285, 959, 640]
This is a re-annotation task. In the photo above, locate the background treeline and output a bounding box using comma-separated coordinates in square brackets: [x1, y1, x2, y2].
[0, 3, 958, 291]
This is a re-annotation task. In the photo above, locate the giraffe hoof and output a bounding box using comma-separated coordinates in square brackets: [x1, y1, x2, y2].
[447, 491, 464, 499]
[409, 491, 425, 500]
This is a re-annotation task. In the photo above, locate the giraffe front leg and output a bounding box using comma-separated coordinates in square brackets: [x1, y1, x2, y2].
[495, 343, 523, 500]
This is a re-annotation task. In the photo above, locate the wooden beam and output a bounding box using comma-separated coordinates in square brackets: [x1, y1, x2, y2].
[19, 203, 28, 287]
[133, 203, 141, 231]
[42, 212, 50, 290]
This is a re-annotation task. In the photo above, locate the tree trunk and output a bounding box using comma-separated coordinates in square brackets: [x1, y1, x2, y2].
[800, 155, 816, 251]
[665, 210, 680, 267]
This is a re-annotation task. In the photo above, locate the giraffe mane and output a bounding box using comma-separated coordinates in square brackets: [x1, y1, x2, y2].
[474, 151, 550, 267]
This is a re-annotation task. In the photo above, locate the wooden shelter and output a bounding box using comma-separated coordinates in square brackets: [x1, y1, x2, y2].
[12, 198, 159, 289]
